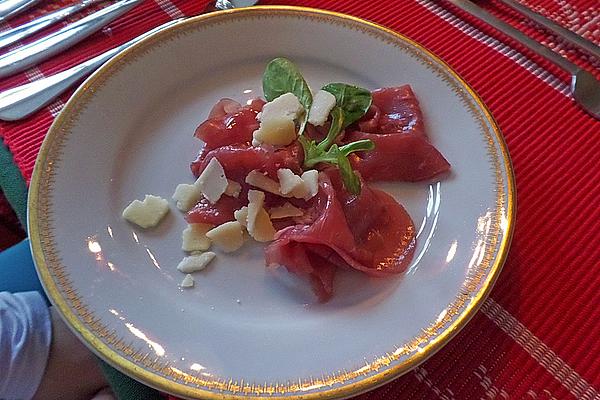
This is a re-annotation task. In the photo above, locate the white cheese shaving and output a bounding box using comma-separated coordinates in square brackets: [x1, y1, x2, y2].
[172, 183, 202, 211]
[269, 202, 304, 219]
[301, 170, 319, 200]
[177, 252, 216, 273]
[205, 221, 245, 252]
[224, 180, 242, 198]
[197, 158, 228, 204]
[234, 206, 249, 227]
[181, 223, 212, 252]
[245, 170, 281, 195]
[260, 93, 303, 122]
[277, 168, 304, 196]
[252, 117, 297, 147]
[122, 195, 169, 229]
[180, 274, 194, 288]
[246, 190, 276, 242]
[308, 90, 336, 126]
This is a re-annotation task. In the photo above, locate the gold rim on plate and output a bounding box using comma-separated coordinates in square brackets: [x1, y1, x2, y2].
[28, 6, 516, 399]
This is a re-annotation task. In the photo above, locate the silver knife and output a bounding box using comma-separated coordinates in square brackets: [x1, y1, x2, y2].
[0, 0, 143, 79]
[0, 0, 40, 21]
[0, 18, 182, 121]
[0, 0, 100, 50]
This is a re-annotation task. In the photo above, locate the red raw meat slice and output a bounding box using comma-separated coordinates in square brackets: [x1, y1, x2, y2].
[265, 171, 416, 301]
[357, 85, 426, 137]
[191, 143, 303, 180]
[346, 131, 450, 182]
[186, 195, 245, 225]
[194, 99, 265, 151]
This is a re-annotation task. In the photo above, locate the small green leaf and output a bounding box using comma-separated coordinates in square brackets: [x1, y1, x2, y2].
[262, 58, 312, 135]
[316, 106, 344, 152]
[322, 83, 372, 128]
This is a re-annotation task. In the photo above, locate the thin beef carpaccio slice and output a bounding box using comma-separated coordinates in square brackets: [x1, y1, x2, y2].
[194, 98, 265, 151]
[347, 131, 450, 182]
[357, 85, 426, 137]
[265, 170, 416, 301]
[349, 85, 450, 181]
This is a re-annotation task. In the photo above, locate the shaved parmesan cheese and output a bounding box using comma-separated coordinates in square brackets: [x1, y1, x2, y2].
[206, 221, 245, 252]
[234, 206, 249, 227]
[260, 93, 303, 122]
[180, 274, 194, 288]
[177, 252, 216, 273]
[245, 170, 281, 195]
[301, 170, 319, 200]
[308, 90, 336, 126]
[246, 190, 275, 242]
[122, 195, 169, 229]
[277, 168, 304, 196]
[172, 183, 202, 211]
[252, 117, 297, 147]
[224, 180, 242, 198]
[197, 158, 228, 204]
[269, 202, 304, 219]
[181, 223, 212, 252]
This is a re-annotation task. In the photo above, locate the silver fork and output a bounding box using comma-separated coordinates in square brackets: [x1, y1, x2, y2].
[448, 0, 600, 119]
[0, 0, 258, 121]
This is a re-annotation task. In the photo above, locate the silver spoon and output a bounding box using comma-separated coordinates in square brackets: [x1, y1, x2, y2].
[0, 0, 258, 121]
[448, 0, 600, 120]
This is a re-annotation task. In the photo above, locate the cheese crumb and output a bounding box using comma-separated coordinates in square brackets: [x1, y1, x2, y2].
[252, 117, 297, 147]
[197, 158, 228, 204]
[246, 190, 276, 242]
[301, 170, 319, 200]
[180, 274, 194, 288]
[122, 195, 169, 229]
[260, 93, 303, 122]
[245, 170, 281, 195]
[177, 252, 216, 273]
[308, 90, 336, 126]
[172, 183, 202, 211]
[277, 168, 304, 196]
[205, 221, 245, 252]
[181, 223, 212, 252]
[269, 202, 304, 219]
[234, 206, 249, 227]
[224, 180, 242, 198]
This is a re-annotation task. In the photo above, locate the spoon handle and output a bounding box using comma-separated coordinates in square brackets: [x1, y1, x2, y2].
[0, 18, 182, 121]
[447, 0, 580, 75]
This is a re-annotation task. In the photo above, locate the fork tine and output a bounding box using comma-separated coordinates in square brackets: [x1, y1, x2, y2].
[0, 0, 41, 21]
[0, 0, 100, 51]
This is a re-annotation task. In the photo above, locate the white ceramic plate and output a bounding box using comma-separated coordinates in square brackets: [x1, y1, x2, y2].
[29, 6, 515, 400]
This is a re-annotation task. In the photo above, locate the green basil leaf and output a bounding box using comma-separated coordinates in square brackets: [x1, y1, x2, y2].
[322, 83, 372, 128]
[316, 106, 344, 152]
[262, 57, 312, 111]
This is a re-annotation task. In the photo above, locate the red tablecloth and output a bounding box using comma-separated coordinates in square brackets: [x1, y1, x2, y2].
[1, 0, 599, 399]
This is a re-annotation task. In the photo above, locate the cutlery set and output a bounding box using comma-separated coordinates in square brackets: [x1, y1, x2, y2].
[0, 0, 597, 121]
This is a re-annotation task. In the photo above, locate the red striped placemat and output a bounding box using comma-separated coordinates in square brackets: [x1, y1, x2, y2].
[1, 0, 599, 399]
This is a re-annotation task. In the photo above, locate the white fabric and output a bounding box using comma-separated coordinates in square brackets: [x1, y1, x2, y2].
[0, 291, 51, 400]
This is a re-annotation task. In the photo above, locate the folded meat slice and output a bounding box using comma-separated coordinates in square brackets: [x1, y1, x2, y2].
[265, 171, 416, 301]
[194, 99, 265, 151]
[357, 85, 425, 137]
[346, 131, 450, 182]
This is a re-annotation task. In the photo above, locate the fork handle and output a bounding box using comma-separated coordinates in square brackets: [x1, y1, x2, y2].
[497, 0, 600, 60]
[0, 19, 182, 121]
[447, 0, 580, 75]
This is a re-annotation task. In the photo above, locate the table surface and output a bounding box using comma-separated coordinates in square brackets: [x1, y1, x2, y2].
[0, 0, 599, 399]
